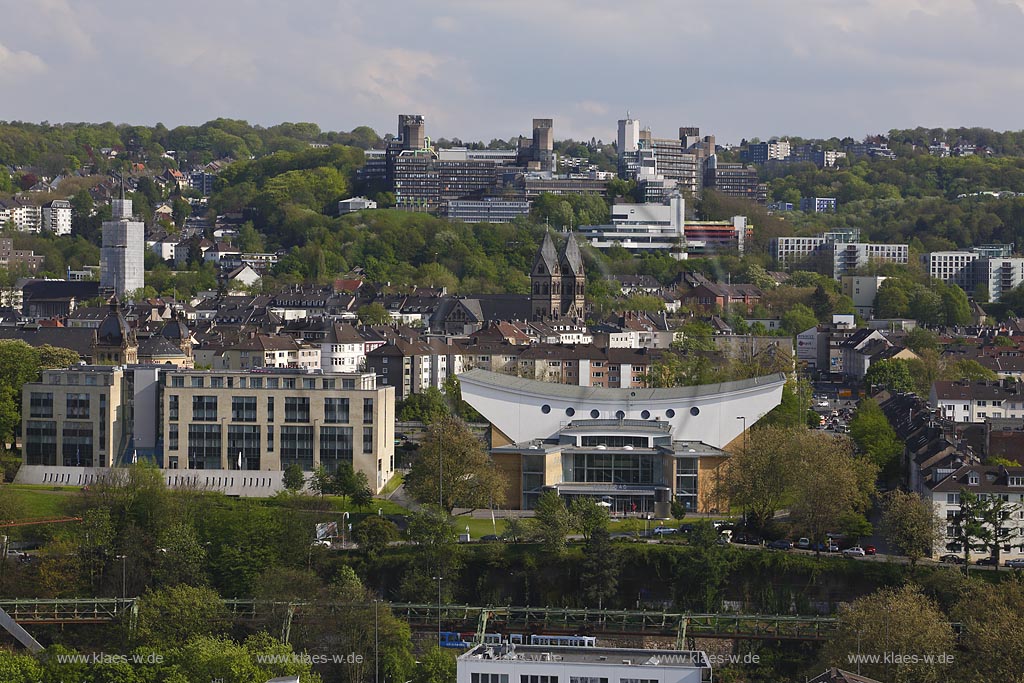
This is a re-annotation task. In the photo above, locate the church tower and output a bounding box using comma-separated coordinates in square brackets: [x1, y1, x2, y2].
[559, 234, 586, 319]
[531, 232, 562, 320]
[531, 232, 586, 320]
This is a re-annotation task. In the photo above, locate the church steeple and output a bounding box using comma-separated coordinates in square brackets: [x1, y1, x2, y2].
[530, 232, 585, 321]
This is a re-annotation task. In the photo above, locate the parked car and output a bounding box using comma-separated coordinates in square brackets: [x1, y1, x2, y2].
[1005, 558, 1024, 568]
[976, 556, 999, 566]
[828, 541, 840, 552]
[310, 539, 331, 548]
[733, 532, 763, 545]
[652, 526, 678, 536]
[480, 534, 501, 543]
[864, 545, 877, 555]
[843, 546, 866, 558]
[767, 539, 793, 550]
[939, 553, 965, 565]
[796, 537, 811, 550]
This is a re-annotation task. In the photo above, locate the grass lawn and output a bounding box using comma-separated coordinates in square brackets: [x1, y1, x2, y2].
[379, 472, 403, 497]
[3, 484, 76, 520]
[458, 516, 507, 539]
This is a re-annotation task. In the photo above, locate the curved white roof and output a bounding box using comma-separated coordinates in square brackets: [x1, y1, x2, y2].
[458, 369, 786, 449]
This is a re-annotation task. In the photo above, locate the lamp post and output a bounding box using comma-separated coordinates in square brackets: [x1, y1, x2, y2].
[115, 554, 128, 598]
[432, 575, 443, 645]
[342, 511, 350, 547]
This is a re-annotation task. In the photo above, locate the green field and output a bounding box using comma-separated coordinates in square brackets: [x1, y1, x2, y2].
[4, 484, 75, 520]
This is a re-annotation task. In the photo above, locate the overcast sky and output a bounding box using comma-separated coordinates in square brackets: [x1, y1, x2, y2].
[3, 0, 1024, 145]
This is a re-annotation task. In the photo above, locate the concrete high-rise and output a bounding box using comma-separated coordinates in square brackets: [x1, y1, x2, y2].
[100, 194, 145, 296]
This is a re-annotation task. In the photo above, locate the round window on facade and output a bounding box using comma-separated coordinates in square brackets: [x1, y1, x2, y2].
[590, 409, 600, 419]
[541, 404, 551, 414]
[665, 409, 676, 418]
[690, 406, 700, 416]
[641, 410, 651, 419]
[615, 410, 625, 419]
[566, 407, 575, 417]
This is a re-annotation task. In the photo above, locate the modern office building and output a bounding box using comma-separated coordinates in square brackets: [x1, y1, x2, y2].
[703, 158, 768, 203]
[800, 197, 837, 213]
[772, 233, 908, 279]
[841, 275, 888, 317]
[21, 365, 128, 468]
[577, 194, 750, 256]
[447, 199, 531, 224]
[616, 115, 711, 198]
[925, 248, 1024, 302]
[19, 367, 396, 495]
[458, 645, 712, 683]
[99, 194, 145, 296]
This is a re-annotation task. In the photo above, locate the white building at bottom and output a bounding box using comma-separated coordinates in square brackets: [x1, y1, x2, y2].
[458, 645, 712, 683]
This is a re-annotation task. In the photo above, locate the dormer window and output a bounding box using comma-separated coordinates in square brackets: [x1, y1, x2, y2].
[968, 472, 980, 486]
[1009, 476, 1024, 487]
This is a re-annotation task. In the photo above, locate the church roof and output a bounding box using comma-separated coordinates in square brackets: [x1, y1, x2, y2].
[561, 234, 584, 275]
[534, 231, 560, 275]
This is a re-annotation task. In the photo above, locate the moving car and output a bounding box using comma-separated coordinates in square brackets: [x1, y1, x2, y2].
[767, 539, 793, 550]
[939, 553, 965, 564]
[843, 546, 866, 558]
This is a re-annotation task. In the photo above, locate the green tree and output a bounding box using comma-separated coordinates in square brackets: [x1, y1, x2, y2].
[904, 327, 939, 354]
[849, 399, 903, 472]
[133, 584, 229, 649]
[781, 303, 818, 335]
[532, 490, 571, 553]
[880, 490, 944, 568]
[568, 497, 609, 542]
[865, 358, 915, 393]
[358, 302, 391, 325]
[352, 515, 399, 560]
[163, 633, 321, 683]
[725, 425, 800, 532]
[950, 578, 1024, 680]
[401, 505, 461, 602]
[283, 463, 305, 491]
[413, 647, 457, 683]
[939, 283, 972, 326]
[405, 416, 506, 513]
[579, 527, 619, 608]
[822, 585, 956, 683]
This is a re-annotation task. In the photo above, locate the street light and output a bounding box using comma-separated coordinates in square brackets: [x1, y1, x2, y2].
[432, 575, 443, 645]
[342, 512, 350, 547]
[115, 554, 128, 598]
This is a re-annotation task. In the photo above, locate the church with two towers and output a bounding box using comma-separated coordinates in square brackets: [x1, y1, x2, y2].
[530, 231, 586, 321]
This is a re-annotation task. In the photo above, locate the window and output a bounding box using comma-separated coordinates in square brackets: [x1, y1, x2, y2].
[168, 395, 179, 421]
[267, 425, 274, 452]
[171, 376, 184, 388]
[191, 376, 204, 387]
[232, 396, 257, 422]
[280, 426, 314, 470]
[192, 396, 218, 421]
[573, 452, 658, 485]
[188, 424, 221, 469]
[210, 376, 224, 388]
[267, 378, 279, 389]
[169, 424, 179, 450]
[325, 398, 350, 423]
[285, 397, 310, 422]
[303, 378, 316, 389]
[322, 379, 335, 390]
[320, 426, 353, 469]
[267, 397, 274, 421]
[25, 421, 57, 466]
[283, 378, 296, 389]
[571, 678, 607, 683]
[521, 677, 558, 683]
[363, 398, 374, 423]
[228, 425, 261, 469]
[473, 675, 509, 683]
[250, 377, 262, 389]
[363, 426, 374, 454]
[62, 423, 93, 467]
[64, 393, 90, 419]
[30, 392, 53, 418]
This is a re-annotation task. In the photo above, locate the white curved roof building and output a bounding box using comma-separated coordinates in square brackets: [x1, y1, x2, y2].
[458, 369, 787, 449]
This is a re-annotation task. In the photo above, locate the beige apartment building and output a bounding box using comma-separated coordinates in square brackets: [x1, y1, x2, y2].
[21, 366, 127, 468]
[161, 369, 394, 491]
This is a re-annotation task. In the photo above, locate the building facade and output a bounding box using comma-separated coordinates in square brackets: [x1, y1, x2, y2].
[458, 645, 712, 683]
[99, 196, 145, 296]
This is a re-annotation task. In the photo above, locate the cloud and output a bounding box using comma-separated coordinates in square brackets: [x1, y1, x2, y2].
[0, 42, 47, 82]
[3, 1, 1024, 142]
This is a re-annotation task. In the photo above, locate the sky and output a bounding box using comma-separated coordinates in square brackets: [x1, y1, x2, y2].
[3, 0, 1024, 145]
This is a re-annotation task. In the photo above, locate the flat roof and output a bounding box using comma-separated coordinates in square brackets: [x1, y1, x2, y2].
[460, 644, 710, 668]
